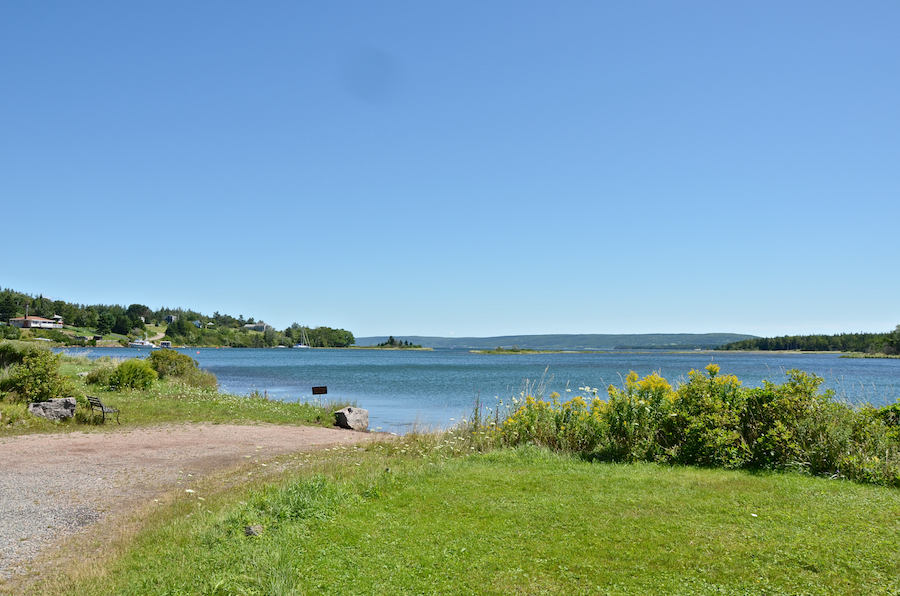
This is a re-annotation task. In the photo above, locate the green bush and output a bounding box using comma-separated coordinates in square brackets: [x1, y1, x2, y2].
[147, 349, 199, 378]
[0, 325, 20, 340]
[112, 359, 158, 390]
[0, 340, 43, 368]
[0, 348, 75, 403]
[146, 349, 217, 389]
[740, 369, 830, 469]
[664, 364, 749, 469]
[86, 361, 118, 387]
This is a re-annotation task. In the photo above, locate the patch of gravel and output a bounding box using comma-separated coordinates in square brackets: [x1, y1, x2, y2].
[0, 424, 373, 579]
[0, 472, 102, 578]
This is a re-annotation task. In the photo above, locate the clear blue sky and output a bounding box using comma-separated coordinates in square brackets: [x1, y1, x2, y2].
[2, 2, 897, 338]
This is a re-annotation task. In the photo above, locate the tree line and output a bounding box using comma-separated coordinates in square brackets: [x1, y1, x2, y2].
[0, 288, 354, 348]
[162, 320, 354, 348]
[719, 326, 900, 354]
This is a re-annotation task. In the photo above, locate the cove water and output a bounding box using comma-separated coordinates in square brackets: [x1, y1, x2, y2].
[58, 347, 899, 433]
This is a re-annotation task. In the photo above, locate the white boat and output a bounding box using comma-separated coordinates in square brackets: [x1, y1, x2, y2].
[293, 326, 311, 349]
[128, 338, 157, 348]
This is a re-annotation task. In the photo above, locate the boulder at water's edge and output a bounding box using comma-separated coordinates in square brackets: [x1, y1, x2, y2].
[334, 407, 369, 431]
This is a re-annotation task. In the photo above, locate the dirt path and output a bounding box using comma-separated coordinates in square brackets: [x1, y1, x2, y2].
[0, 424, 374, 580]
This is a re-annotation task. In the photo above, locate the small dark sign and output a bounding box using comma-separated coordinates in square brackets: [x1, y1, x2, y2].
[312, 386, 327, 395]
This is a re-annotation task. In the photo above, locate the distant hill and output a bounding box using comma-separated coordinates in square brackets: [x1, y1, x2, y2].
[354, 333, 758, 351]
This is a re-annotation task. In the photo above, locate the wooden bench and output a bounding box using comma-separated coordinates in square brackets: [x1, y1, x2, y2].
[86, 395, 119, 424]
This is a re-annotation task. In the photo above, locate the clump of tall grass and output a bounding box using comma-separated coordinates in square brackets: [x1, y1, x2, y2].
[495, 365, 900, 487]
[147, 349, 218, 389]
[58, 350, 93, 366]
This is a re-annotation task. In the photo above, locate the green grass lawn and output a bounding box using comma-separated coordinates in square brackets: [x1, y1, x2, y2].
[36, 444, 900, 596]
[145, 324, 166, 337]
[59, 326, 128, 341]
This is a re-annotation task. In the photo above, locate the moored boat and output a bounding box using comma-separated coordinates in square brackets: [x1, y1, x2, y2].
[128, 338, 157, 348]
[293, 326, 311, 348]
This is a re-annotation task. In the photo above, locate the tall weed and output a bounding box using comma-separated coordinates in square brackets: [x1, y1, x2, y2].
[604, 371, 674, 461]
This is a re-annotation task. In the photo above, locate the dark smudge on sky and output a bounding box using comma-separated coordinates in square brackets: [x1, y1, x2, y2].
[340, 45, 401, 104]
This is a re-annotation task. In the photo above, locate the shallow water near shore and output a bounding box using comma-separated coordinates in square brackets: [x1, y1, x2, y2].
[57, 347, 899, 433]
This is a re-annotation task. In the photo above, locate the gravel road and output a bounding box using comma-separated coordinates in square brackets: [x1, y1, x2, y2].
[0, 424, 373, 580]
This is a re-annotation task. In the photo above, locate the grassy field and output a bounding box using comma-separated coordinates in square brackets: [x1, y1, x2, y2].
[23, 439, 900, 596]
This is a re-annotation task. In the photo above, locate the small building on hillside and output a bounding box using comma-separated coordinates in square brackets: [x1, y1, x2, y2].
[164, 315, 178, 324]
[193, 320, 202, 328]
[9, 316, 64, 329]
[243, 321, 271, 332]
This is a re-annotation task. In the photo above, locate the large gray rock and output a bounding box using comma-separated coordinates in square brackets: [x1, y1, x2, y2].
[334, 406, 369, 431]
[28, 398, 77, 421]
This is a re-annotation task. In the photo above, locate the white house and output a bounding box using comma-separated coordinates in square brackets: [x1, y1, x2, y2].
[9, 316, 63, 329]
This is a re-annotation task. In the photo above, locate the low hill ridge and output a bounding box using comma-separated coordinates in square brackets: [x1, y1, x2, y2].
[355, 333, 757, 351]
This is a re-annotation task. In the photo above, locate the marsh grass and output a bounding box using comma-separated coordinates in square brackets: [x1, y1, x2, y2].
[19, 442, 900, 596]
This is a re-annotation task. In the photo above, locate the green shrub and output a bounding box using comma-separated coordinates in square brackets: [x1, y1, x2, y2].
[664, 364, 749, 468]
[0, 348, 76, 403]
[146, 349, 217, 389]
[877, 402, 900, 424]
[31, 329, 72, 344]
[112, 359, 157, 390]
[0, 340, 43, 368]
[740, 369, 830, 469]
[0, 325, 20, 340]
[86, 361, 118, 387]
[147, 349, 198, 378]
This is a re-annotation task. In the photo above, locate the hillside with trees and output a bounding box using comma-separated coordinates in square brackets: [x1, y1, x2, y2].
[718, 326, 900, 354]
[0, 288, 354, 348]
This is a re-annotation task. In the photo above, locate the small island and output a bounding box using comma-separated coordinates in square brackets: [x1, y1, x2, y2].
[371, 336, 425, 349]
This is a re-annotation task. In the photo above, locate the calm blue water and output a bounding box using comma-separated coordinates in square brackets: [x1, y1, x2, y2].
[58, 348, 899, 433]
